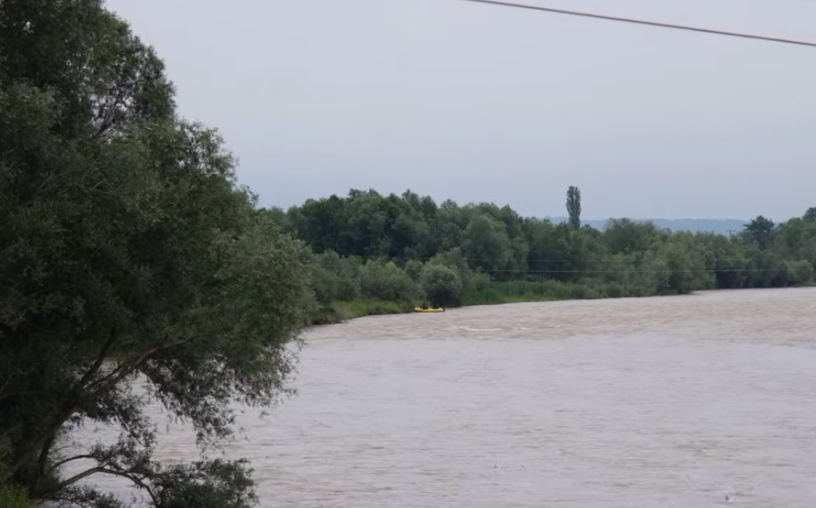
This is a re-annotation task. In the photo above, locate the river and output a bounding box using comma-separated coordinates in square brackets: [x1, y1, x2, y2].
[70, 288, 816, 507]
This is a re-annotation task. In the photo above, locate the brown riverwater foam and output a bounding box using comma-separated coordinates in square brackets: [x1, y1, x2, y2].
[68, 288, 816, 507]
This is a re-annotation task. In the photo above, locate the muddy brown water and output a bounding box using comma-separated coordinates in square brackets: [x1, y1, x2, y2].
[68, 288, 816, 507]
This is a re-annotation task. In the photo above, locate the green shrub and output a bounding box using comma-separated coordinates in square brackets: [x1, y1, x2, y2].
[404, 259, 424, 282]
[786, 260, 814, 285]
[0, 486, 33, 508]
[359, 261, 419, 302]
[468, 272, 491, 292]
[307, 251, 362, 303]
[420, 264, 463, 307]
[601, 282, 624, 298]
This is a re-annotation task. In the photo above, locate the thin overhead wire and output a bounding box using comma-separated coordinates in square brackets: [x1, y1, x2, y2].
[405, 257, 787, 274]
[461, 0, 816, 48]
[478, 268, 784, 274]
[429, 256, 753, 264]
[413, 255, 756, 265]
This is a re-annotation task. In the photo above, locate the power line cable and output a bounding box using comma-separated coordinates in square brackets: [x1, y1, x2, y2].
[461, 0, 816, 48]
[477, 268, 785, 274]
[429, 256, 756, 264]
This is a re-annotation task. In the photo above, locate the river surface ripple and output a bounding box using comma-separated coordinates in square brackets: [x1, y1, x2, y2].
[70, 288, 816, 507]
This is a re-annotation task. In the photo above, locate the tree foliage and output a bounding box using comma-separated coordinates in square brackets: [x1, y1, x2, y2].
[566, 186, 581, 229]
[744, 215, 775, 249]
[360, 261, 419, 302]
[0, 1, 313, 506]
[283, 187, 816, 309]
[420, 264, 464, 307]
[0, 485, 34, 508]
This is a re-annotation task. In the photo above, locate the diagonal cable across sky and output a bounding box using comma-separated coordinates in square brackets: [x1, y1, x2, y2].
[461, 0, 816, 48]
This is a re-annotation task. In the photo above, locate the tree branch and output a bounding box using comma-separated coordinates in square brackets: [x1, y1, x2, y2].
[32, 435, 55, 492]
[7, 333, 205, 481]
[6, 330, 117, 480]
[79, 328, 117, 388]
[49, 454, 97, 473]
[45, 492, 98, 508]
[53, 467, 106, 491]
[84, 334, 208, 396]
[55, 466, 159, 507]
[6, 404, 81, 482]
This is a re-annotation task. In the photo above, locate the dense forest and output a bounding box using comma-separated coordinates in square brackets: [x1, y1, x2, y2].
[263, 189, 816, 321]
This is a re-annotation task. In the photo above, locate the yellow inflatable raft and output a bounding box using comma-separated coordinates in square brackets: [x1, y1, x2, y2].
[413, 307, 445, 313]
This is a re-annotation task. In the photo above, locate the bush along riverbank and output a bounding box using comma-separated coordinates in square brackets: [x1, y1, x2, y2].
[311, 300, 416, 324]
[308, 279, 695, 325]
[283, 188, 816, 325]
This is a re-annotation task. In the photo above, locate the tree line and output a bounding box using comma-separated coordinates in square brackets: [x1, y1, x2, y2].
[262, 188, 816, 314]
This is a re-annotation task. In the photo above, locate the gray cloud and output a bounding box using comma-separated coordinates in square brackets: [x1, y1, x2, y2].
[107, 0, 816, 221]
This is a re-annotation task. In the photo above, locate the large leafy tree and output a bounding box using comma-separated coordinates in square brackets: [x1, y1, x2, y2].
[0, 1, 314, 506]
[743, 215, 775, 249]
[603, 218, 659, 255]
[462, 214, 513, 277]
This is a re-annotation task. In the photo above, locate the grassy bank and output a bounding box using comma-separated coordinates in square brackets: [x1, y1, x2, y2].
[461, 280, 667, 306]
[310, 299, 416, 325]
[463, 280, 603, 306]
[310, 280, 675, 325]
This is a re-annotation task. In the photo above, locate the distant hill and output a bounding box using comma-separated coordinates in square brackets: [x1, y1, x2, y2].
[548, 217, 747, 235]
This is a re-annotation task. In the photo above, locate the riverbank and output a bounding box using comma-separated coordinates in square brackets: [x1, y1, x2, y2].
[309, 280, 682, 324]
[310, 300, 416, 324]
[311, 279, 816, 325]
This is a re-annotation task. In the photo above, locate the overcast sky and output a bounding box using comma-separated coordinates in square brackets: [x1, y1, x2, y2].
[106, 0, 816, 221]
